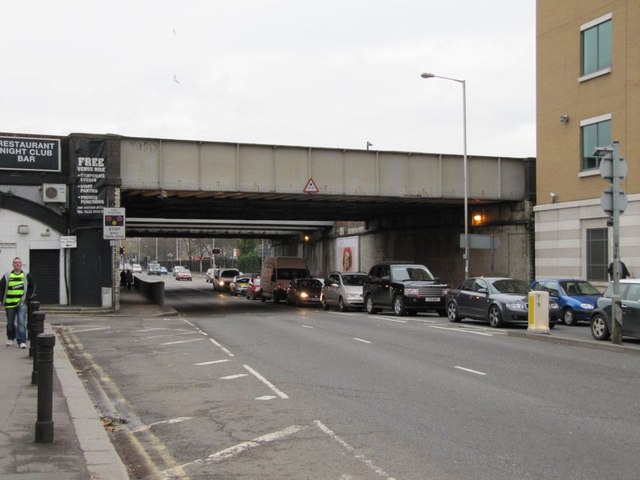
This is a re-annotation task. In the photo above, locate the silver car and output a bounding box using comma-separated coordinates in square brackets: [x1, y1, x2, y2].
[321, 272, 367, 312]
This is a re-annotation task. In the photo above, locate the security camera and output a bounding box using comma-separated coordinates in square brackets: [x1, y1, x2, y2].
[550, 192, 557, 202]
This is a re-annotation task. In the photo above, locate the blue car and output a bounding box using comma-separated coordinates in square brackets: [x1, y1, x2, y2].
[530, 279, 601, 326]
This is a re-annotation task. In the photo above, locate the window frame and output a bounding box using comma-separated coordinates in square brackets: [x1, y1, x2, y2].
[579, 13, 612, 82]
[580, 114, 612, 172]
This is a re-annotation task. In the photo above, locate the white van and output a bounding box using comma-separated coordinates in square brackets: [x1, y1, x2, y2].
[261, 257, 309, 303]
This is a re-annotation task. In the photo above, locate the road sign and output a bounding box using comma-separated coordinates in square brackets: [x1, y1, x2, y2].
[304, 178, 319, 193]
[601, 187, 627, 215]
[60, 236, 77, 248]
[600, 156, 628, 180]
[103, 207, 126, 240]
[459, 234, 501, 250]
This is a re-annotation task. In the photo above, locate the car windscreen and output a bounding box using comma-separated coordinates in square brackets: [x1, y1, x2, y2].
[491, 279, 530, 294]
[342, 274, 366, 286]
[299, 279, 322, 290]
[391, 266, 434, 281]
[560, 281, 600, 295]
[221, 270, 239, 278]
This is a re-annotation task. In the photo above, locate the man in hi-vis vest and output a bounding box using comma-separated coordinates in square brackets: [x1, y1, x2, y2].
[0, 257, 35, 349]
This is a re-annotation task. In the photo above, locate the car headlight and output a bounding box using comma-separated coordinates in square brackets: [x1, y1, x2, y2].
[549, 303, 559, 310]
[219, 280, 224, 286]
[580, 303, 594, 310]
[405, 288, 420, 297]
[300, 292, 309, 298]
[506, 302, 527, 310]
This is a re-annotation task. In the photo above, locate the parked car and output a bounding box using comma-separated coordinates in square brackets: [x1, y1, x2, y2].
[286, 278, 323, 307]
[322, 271, 367, 312]
[175, 269, 192, 281]
[590, 279, 640, 341]
[246, 276, 262, 300]
[363, 262, 448, 316]
[131, 263, 143, 273]
[159, 266, 168, 275]
[230, 275, 252, 296]
[147, 263, 161, 275]
[447, 277, 558, 328]
[531, 278, 601, 325]
[214, 268, 241, 291]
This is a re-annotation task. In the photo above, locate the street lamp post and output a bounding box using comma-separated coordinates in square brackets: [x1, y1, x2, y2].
[420, 72, 469, 279]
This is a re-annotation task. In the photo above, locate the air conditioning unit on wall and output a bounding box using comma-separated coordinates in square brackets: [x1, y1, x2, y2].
[42, 183, 67, 203]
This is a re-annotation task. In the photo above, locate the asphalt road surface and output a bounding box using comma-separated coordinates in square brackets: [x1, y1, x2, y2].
[53, 275, 640, 479]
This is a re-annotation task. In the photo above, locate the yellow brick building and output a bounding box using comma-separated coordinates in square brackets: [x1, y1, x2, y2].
[535, 0, 640, 285]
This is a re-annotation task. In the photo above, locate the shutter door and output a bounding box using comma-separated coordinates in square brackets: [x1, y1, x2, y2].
[29, 250, 60, 305]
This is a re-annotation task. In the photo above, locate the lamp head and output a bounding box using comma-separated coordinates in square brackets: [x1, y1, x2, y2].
[420, 73, 435, 79]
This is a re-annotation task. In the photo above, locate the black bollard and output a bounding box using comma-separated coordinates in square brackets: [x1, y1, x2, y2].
[27, 300, 40, 358]
[35, 333, 55, 443]
[31, 312, 45, 385]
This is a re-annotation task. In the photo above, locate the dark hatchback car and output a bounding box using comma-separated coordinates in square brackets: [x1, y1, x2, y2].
[447, 277, 558, 328]
[286, 278, 323, 307]
[531, 278, 601, 326]
[590, 279, 640, 341]
[363, 262, 448, 316]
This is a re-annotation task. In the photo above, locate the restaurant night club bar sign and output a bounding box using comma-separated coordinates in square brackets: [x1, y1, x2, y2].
[0, 135, 61, 172]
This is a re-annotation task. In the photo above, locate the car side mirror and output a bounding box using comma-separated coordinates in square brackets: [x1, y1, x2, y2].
[477, 287, 488, 294]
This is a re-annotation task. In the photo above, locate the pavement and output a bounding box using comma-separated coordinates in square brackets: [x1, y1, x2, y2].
[1, 289, 638, 479]
[0, 290, 176, 480]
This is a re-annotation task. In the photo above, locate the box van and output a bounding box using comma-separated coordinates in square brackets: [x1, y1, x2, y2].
[261, 257, 309, 303]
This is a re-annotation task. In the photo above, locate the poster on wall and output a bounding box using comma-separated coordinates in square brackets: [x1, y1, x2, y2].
[336, 236, 359, 273]
[74, 139, 107, 218]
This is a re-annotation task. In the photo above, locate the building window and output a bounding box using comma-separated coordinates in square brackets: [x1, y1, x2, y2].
[581, 14, 612, 77]
[587, 228, 608, 281]
[581, 114, 611, 171]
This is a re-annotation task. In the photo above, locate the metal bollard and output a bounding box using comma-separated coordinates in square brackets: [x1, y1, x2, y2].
[27, 300, 41, 358]
[31, 312, 46, 385]
[35, 333, 55, 443]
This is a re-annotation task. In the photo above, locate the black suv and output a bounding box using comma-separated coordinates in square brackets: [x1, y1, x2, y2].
[363, 262, 448, 316]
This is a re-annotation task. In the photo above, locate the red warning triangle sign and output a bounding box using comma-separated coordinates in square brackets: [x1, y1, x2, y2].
[304, 177, 319, 193]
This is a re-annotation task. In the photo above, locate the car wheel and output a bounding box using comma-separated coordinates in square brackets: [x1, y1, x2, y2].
[365, 295, 379, 314]
[590, 314, 611, 341]
[488, 305, 504, 328]
[261, 295, 266, 302]
[322, 297, 330, 310]
[447, 302, 461, 323]
[338, 297, 348, 312]
[563, 308, 577, 326]
[549, 319, 556, 329]
[393, 295, 407, 316]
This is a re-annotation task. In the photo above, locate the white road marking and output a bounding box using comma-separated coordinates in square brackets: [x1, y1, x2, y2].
[161, 425, 307, 477]
[315, 420, 397, 480]
[300, 324, 315, 329]
[130, 416, 192, 433]
[429, 325, 493, 336]
[255, 395, 277, 401]
[194, 359, 231, 366]
[376, 316, 407, 324]
[145, 331, 199, 339]
[243, 365, 289, 399]
[134, 327, 168, 332]
[70, 326, 110, 334]
[455, 366, 487, 376]
[159, 338, 205, 346]
[219, 374, 249, 380]
[353, 337, 372, 344]
[209, 337, 235, 357]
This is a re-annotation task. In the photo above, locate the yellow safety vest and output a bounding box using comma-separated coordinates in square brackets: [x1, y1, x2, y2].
[4, 271, 27, 309]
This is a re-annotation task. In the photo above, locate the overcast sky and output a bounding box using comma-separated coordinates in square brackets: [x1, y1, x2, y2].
[1, 1, 535, 158]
